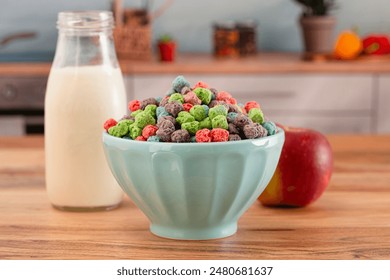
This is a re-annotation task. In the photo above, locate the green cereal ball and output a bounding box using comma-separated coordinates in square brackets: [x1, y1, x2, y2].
[118, 118, 134, 128]
[108, 121, 130, 137]
[169, 93, 184, 104]
[129, 124, 142, 139]
[199, 117, 212, 129]
[181, 121, 200, 135]
[193, 88, 212, 105]
[144, 104, 157, 118]
[248, 108, 264, 124]
[189, 105, 207, 121]
[130, 109, 142, 117]
[209, 105, 228, 120]
[211, 115, 228, 130]
[176, 111, 195, 125]
[134, 111, 156, 129]
[108, 126, 120, 137]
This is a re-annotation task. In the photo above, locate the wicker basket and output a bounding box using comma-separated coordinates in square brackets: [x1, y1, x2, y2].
[114, 24, 152, 60]
[112, 0, 152, 60]
[112, 0, 174, 60]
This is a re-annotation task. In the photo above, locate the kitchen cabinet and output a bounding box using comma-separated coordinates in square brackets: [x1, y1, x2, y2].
[378, 75, 390, 133]
[2, 53, 390, 134]
[0, 76, 46, 135]
[127, 74, 375, 134]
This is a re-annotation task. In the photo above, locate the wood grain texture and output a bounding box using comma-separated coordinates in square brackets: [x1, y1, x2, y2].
[0, 135, 390, 260]
[2, 53, 390, 76]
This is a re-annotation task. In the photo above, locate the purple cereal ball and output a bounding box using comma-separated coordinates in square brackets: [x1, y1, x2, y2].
[119, 115, 135, 122]
[234, 113, 252, 129]
[157, 119, 175, 132]
[209, 88, 218, 96]
[140, 97, 159, 110]
[254, 123, 268, 138]
[156, 132, 171, 142]
[208, 100, 220, 108]
[164, 101, 183, 117]
[228, 104, 241, 113]
[243, 124, 258, 139]
[159, 96, 170, 107]
[181, 86, 192, 94]
[156, 120, 175, 142]
[229, 134, 241, 141]
[209, 100, 228, 109]
[171, 129, 191, 143]
[208, 100, 229, 111]
[157, 115, 176, 127]
[228, 123, 240, 134]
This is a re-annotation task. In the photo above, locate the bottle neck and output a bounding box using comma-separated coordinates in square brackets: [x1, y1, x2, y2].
[52, 11, 119, 69]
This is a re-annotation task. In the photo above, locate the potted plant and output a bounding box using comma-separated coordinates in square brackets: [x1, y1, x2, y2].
[295, 0, 336, 59]
[157, 34, 176, 62]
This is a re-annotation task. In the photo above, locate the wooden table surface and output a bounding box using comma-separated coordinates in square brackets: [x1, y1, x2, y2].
[0, 135, 390, 260]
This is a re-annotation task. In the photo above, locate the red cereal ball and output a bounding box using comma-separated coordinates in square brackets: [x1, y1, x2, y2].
[193, 81, 209, 89]
[128, 100, 141, 112]
[195, 128, 212, 143]
[182, 103, 193, 112]
[142, 124, 158, 139]
[226, 97, 237, 105]
[216, 91, 232, 101]
[211, 128, 229, 142]
[103, 118, 117, 132]
[135, 136, 146, 141]
[244, 101, 260, 113]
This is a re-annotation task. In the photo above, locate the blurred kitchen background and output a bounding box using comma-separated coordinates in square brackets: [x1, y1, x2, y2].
[1, 0, 390, 135]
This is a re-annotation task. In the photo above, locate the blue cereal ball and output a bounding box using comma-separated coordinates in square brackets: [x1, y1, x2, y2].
[155, 96, 162, 103]
[190, 136, 197, 142]
[262, 121, 277, 136]
[147, 136, 161, 142]
[227, 112, 238, 123]
[157, 106, 169, 118]
[166, 88, 176, 96]
[172, 75, 191, 93]
[202, 105, 209, 117]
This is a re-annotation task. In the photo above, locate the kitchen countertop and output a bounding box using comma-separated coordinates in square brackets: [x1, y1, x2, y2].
[1, 53, 390, 76]
[1, 135, 390, 260]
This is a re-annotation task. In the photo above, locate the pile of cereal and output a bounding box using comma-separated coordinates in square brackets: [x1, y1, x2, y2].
[104, 76, 277, 143]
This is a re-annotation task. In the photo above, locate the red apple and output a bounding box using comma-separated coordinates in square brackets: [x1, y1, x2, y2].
[259, 125, 333, 207]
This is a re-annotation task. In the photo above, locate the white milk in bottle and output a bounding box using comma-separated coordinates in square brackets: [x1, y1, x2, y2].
[45, 11, 126, 211]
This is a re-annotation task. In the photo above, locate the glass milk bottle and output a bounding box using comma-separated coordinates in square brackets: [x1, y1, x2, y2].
[45, 11, 126, 211]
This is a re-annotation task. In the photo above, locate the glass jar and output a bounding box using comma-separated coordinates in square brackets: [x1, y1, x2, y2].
[213, 21, 240, 57]
[45, 11, 127, 211]
[237, 20, 257, 56]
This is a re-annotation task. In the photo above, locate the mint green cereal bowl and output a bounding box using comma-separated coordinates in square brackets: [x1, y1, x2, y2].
[102, 128, 284, 240]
